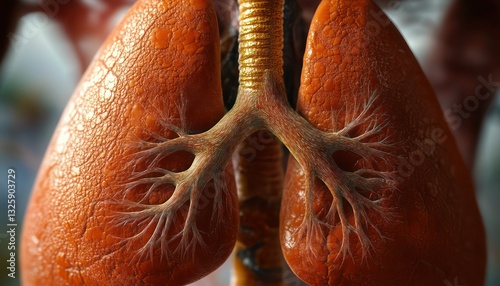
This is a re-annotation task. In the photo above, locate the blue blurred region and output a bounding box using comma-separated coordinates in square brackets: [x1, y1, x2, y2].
[0, 1, 498, 286]
[476, 99, 500, 286]
[0, 12, 78, 286]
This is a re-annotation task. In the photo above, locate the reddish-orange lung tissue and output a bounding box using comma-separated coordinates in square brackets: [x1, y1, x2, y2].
[21, 0, 238, 285]
[280, 0, 486, 285]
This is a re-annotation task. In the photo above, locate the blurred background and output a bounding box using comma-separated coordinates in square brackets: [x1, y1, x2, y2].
[0, 0, 499, 285]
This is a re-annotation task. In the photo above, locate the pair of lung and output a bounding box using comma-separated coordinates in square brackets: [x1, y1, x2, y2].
[21, 0, 486, 285]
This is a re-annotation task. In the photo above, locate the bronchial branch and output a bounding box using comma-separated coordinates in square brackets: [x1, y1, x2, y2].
[260, 79, 399, 262]
[114, 0, 398, 266]
[115, 81, 398, 265]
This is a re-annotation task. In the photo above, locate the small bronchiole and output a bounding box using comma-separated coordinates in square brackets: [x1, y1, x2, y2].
[283, 92, 399, 264]
[109, 117, 224, 263]
[108, 101, 259, 264]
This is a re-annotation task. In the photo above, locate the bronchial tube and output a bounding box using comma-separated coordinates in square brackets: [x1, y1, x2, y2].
[238, 0, 284, 92]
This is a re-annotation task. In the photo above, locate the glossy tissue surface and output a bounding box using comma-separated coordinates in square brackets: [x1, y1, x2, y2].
[21, 0, 238, 285]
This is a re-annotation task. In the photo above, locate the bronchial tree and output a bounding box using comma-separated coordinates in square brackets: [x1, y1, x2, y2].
[21, 0, 486, 285]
